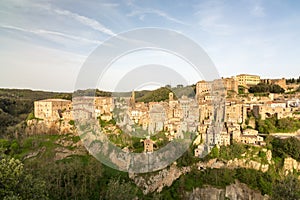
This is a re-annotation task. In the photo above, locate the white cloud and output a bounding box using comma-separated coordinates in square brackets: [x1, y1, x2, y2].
[53, 8, 116, 36]
[127, 9, 188, 26]
[0, 24, 102, 45]
[194, 1, 234, 36]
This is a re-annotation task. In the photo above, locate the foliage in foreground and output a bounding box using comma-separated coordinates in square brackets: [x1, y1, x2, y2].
[0, 157, 48, 200]
[2, 133, 300, 199]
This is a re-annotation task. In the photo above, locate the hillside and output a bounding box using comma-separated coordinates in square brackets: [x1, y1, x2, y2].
[1, 87, 300, 199]
[1, 133, 300, 199]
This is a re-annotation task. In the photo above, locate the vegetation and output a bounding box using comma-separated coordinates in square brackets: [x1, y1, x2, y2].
[0, 134, 141, 200]
[286, 77, 300, 84]
[176, 145, 200, 167]
[136, 87, 173, 103]
[161, 139, 300, 199]
[73, 89, 112, 97]
[248, 83, 285, 94]
[135, 85, 196, 103]
[270, 136, 300, 162]
[238, 85, 246, 94]
[1, 130, 300, 199]
[2, 87, 300, 199]
[216, 142, 247, 160]
[255, 116, 300, 134]
[158, 166, 300, 199]
[0, 157, 48, 199]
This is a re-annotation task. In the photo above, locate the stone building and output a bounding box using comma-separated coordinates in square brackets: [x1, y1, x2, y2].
[236, 74, 260, 87]
[252, 101, 294, 120]
[225, 101, 247, 124]
[34, 99, 72, 120]
[72, 96, 113, 121]
[148, 104, 166, 135]
[239, 129, 264, 145]
[196, 78, 237, 99]
[144, 138, 154, 153]
[261, 78, 287, 90]
[196, 80, 211, 97]
[221, 77, 238, 93]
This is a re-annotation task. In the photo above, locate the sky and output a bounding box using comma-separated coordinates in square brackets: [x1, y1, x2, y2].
[1, 0, 300, 92]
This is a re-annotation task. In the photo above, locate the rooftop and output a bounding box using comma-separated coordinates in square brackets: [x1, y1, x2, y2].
[36, 99, 71, 102]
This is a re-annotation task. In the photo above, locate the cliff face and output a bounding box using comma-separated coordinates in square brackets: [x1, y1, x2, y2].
[130, 150, 275, 196]
[186, 181, 269, 200]
[129, 165, 191, 194]
[196, 157, 270, 172]
[283, 157, 300, 175]
[130, 156, 272, 195]
[26, 119, 75, 135]
[197, 149, 273, 173]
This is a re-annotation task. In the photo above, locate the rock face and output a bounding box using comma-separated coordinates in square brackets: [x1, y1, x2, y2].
[187, 186, 224, 200]
[225, 181, 268, 200]
[196, 158, 269, 173]
[131, 156, 273, 195]
[26, 119, 75, 135]
[266, 150, 272, 164]
[54, 146, 85, 161]
[186, 181, 269, 200]
[130, 164, 190, 194]
[283, 157, 300, 175]
[226, 158, 269, 172]
[23, 146, 46, 160]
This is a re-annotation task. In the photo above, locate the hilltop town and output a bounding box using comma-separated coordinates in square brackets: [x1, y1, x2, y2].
[2, 74, 300, 199]
[27, 74, 300, 157]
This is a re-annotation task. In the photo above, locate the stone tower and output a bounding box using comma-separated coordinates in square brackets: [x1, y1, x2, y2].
[130, 90, 135, 107]
[169, 92, 174, 101]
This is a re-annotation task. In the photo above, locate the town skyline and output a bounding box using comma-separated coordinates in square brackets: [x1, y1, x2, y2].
[0, 73, 299, 93]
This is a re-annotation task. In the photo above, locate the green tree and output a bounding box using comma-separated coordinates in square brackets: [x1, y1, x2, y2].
[0, 157, 48, 200]
[249, 83, 284, 94]
[105, 178, 138, 200]
[272, 174, 300, 200]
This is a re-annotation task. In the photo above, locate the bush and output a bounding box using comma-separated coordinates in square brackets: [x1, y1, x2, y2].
[249, 83, 284, 94]
[0, 157, 48, 200]
[271, 137, 300, 161]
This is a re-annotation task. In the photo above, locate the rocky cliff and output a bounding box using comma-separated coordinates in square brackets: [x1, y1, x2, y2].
[26, 119, 75, 135]
[186, 181, 269, 200]
[129, 164, 191, 194]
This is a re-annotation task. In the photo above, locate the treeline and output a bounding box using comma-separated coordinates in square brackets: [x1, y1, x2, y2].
[136, 87, 173, 103]
[135, 85, 196, 103]
[286, 77, 300, 84]
[248, 83, 285, 94]
[73, 89, 112, 97]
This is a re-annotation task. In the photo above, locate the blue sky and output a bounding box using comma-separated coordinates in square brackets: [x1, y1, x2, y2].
[1, 0, 300, 91]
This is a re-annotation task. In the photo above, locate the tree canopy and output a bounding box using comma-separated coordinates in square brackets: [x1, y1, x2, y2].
[248, 83, 285, 94]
